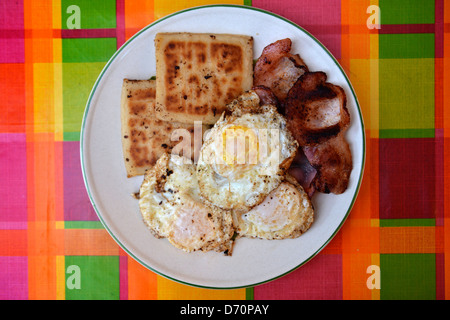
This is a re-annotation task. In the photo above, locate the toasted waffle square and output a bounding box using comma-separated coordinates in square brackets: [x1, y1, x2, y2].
[154, 32, 253, 124]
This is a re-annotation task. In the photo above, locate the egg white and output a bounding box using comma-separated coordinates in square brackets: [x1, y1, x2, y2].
[233, 175, 314, 240]
[139, 153, 235, 254]
[196, 91, 298, 212]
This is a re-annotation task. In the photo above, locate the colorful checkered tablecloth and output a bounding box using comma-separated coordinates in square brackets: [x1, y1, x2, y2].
[0, 0, 448, 300]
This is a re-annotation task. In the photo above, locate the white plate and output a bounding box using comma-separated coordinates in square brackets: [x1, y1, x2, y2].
[80, 4, 365, 289]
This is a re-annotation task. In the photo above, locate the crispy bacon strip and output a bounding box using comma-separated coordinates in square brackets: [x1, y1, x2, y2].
[303, 133, 352, 194]
[284, 71, 350, 147]
[288, 148, 317, 198]
[251, 85, 279, 106]
[283, 71, 352, 195]
[253, 38, 308, 102]
[254, 38, 353, 196]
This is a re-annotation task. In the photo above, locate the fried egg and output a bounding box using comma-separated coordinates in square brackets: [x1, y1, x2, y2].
[138, 153, 235, 254]
[196, 90, 298, 212]
[233, 175, 314, 239]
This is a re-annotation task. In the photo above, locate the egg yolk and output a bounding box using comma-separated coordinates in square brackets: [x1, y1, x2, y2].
[222, 125, 259, 167]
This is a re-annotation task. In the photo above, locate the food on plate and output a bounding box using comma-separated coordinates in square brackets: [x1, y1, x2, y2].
[196, 90, 298, 213]
[284, 71, 350, 147]
[303, 133, 352, 194]
[125, 33, 357, 255]
[288, 148, 317, 198]
[283, 71, 352, 195]
[253, 38, 308, 102]
[233, 174, 313, 240]
[251, 85, 279, 108]
[120, 79, 209, 177]
[253, 38, 353, 195]
[154, 32, 254, 125]
[138, 152, 235, 254]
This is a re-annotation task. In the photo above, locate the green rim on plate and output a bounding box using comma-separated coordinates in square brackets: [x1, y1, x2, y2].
[80, 4, 366, 289]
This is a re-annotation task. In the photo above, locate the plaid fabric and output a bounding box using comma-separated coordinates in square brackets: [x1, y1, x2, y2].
[0, 0, 448, 300]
